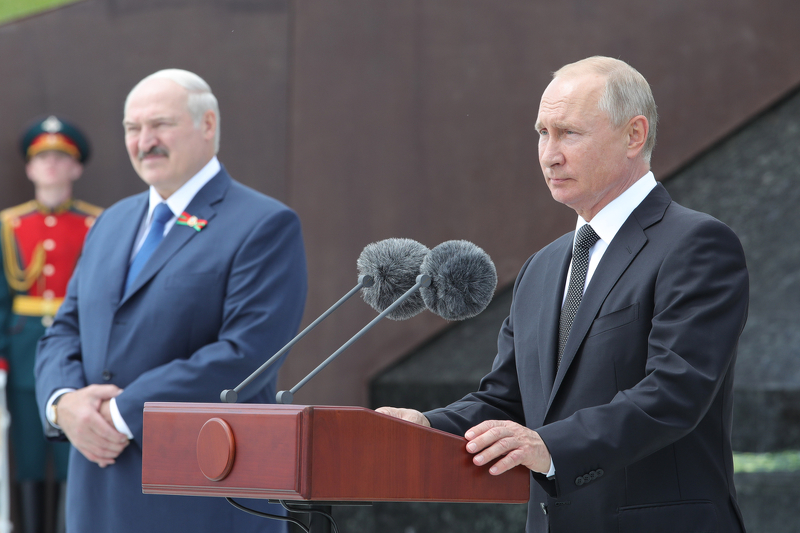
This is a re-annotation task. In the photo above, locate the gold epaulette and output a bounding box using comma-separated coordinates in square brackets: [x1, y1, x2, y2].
[0, 201, 38, 224]
[1, 202, 44, 293]
[72, 199, 103, 218]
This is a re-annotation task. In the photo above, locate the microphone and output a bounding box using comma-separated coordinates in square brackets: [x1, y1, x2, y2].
[420, 240, 497, 321]
[357, 238, 430, 320]
[221, 238, 429, 404]
[276, 239, 497, 403]
[276, 238, 431, 403]
[224, 237, 496, 405]
[276, 272, 431, 404]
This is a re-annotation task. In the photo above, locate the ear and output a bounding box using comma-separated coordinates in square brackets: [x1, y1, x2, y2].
[201, 110, 217, 141]
[625, 115, 648, 159]
[24, 161, 35, 182]
[68, 161, 84, 182]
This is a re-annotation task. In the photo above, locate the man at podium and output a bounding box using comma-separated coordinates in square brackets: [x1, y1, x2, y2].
[379, 56, 749, 533]
[34, 69, 307, 533]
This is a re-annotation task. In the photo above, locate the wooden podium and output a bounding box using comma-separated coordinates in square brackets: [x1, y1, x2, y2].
[142, 402, 529, 503]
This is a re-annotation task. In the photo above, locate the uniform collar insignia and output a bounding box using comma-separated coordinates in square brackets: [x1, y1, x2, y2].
[34, 199, 73, 215]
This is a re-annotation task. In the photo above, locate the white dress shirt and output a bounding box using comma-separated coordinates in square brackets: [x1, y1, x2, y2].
[47, 156, 222, 439]
[128, 156, 221, 259]
[546, 171, 657, 478]
[562, 172, 658, 303]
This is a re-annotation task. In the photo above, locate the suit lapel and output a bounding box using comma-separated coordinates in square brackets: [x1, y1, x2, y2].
[119, 169, 231, 306]
[108, 195, 149, 304]
[546, 184, 671, 413]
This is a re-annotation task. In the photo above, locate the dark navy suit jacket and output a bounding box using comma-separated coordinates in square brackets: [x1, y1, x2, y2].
[35, 167, 307, 533]
[426, 185, 749, 533]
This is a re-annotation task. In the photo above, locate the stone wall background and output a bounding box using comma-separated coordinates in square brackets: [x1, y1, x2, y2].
[666, 87, 800, 455]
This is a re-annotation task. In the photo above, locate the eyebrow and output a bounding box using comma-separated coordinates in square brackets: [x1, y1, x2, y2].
[536, 120, 575, 131]
[122, 116, 177, 127]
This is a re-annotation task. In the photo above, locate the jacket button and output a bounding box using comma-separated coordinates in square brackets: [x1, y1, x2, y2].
[589, 470, 597, 480]
[575, 477, 584, 486]
[582, 474, 591, 484]
[102, 370, 112, 381]
[596, 469, 604, 477]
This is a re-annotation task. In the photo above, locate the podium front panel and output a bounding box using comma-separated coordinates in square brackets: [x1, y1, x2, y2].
[142, 403, 529, 503]
[142, 403, 311, 499]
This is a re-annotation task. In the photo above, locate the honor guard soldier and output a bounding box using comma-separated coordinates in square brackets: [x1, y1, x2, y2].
[0, 116, 101, 533]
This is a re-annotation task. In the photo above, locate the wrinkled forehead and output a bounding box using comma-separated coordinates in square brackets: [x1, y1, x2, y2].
[536, 73, 606, 126]
[124, 78, 189, 118]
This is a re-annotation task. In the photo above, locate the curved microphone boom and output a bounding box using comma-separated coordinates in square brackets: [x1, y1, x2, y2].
[420, 240, 497, 321]
[276, 273, 431, 404]
[220, 275, 374, 403]
[277, 238, 431, 403]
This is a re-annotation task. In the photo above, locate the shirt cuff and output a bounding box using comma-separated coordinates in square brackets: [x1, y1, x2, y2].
[546, 457, 556, 479]
[109, 397, 134, 439]
[46, 388, 76, 428]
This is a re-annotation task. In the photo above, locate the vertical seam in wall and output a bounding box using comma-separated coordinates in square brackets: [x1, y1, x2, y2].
[285, 0, 296, 206]
[412, 0, 425, 234]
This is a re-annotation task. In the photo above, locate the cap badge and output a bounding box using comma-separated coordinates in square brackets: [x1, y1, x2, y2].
[176, 212, 207, 232]
[42, 116, 63, 133]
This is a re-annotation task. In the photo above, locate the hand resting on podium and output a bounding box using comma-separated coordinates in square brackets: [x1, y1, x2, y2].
[375, 406, 431, 427]
[377, 407, 551, 475]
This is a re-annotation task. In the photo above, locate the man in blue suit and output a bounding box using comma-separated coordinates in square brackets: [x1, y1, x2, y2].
[35, 69, 307, 532]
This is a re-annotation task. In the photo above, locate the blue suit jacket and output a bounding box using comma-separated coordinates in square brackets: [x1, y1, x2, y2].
[426, 185, 749, 533]
[35, 167, 307, 533]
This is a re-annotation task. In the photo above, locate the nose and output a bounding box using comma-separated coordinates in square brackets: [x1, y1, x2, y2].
[539, 136, 564, 168]
[137, 126, 158, 153]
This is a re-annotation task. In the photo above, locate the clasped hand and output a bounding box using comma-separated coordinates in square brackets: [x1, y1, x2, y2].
[57, 384, 130, 467]
[377, 407, 551, 475]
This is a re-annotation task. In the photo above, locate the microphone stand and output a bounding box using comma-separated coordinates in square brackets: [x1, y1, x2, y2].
[276, 274, 431, 404]
[220, 275, 374, 403]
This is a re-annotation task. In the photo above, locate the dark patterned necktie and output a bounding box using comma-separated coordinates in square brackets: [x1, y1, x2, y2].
[557, 224, 600, 368]
[124, 203, 174, 294]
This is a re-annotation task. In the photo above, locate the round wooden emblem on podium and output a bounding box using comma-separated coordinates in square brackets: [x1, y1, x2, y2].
[196, 418, 236, 481]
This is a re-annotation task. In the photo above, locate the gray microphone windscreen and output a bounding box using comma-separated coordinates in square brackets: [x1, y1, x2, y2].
[357, 238, 430, 320]
[420, 240, 497, 321]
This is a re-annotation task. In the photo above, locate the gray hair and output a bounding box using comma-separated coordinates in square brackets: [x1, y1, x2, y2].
[555, 57, 657, 162]
[125, 69, 220, 154]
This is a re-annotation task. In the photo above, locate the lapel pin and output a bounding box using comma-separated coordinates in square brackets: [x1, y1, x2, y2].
[177, 212, 207, 232]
